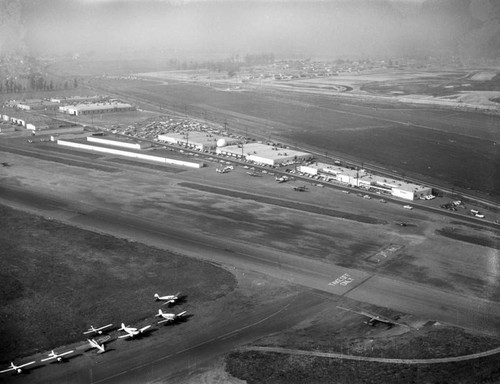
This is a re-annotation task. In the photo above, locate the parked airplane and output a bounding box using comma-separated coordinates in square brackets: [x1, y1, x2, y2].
[0, 361, 36, 374]
[83, 324, 113, 335]
[41, 350, 74, 363]
[156, 309, 187, 324]
[359, 311, 400, 327]
[118, 323, 152, 338]
[87, 339, 106, 354]
[337, 306, 409, 329]
[154, 292, 181, 305]
[293, 185, 307, 192]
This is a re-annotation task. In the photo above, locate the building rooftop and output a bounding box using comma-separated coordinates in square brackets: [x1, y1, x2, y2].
[67, 102, 133, 111]
[239, 142, 310, 160]
[159, 131, 220, 146]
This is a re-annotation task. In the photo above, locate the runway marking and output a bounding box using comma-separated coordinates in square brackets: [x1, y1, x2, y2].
[328, 273, 354, 287]
[91, 299, 295, 384]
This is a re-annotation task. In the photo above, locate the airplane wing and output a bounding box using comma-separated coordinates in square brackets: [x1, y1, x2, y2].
[85, 323, 113, 334]
[41, 356, 57, 362]
[97, 323, 113, 331]
[177, 311, 187, 317]
[118, 333, 133, 339]
[1, 361, 35, 372]
[18, 362, 36, 369]
[139, 325, 151, 333]
[158, 318, 172, 324]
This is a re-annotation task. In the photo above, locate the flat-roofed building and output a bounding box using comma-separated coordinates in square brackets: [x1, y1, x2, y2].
[158, 132, 239, 152]
[217, 143, 312, 166]
[51, 95, 106, 104]
[87, 136, 152, 150]
[58, 137, 204, 169]
[16, 100, 60, 111]
[299, 161, 430, 200]
[59, 101, 135, 115]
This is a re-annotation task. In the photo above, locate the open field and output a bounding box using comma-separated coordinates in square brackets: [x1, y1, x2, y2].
[226, 350, 500, 384]
[86, 74, 500, 201]
[226, 301, 500, 384]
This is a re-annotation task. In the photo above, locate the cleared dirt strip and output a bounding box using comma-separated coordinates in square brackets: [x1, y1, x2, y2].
[239, 346, 500, 364]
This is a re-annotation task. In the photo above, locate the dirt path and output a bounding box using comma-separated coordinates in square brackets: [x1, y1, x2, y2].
[240, 345, 500, 364]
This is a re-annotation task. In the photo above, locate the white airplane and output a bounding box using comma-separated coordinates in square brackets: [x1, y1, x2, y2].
[0, 361, 36, 374]
[83, 324, 113, 335]
[41, 349, 74, 363]
[154, 292, 181, 305]
[118, 323, 152, 338]
[87, 339, 106, 354]
[156, 309, 187, 324]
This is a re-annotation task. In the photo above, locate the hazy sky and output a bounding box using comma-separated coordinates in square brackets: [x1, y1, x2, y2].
[1, 0, 498, 60]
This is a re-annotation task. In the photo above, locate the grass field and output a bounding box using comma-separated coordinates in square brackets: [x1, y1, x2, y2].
[226, 351, 500, 384]
[0, 204, 236, 362]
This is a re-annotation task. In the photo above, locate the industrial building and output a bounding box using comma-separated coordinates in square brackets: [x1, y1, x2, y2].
[50, 95, 106, 104]
[157, 132, 240, 152]
[57, 136, 204, 169]
[217, 142, 312, 166]
[59, 101, 135, 116]
[87, 136, 152, 150]
[0, 108, 62, 131]
[15, 100, 60, 111]
[299, 163, 432, 200]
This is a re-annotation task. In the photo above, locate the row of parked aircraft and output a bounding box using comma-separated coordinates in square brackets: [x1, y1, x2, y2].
[1, 292, 187, 375]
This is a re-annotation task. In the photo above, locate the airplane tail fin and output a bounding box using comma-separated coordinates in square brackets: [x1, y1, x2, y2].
[154, 294, 159, 300]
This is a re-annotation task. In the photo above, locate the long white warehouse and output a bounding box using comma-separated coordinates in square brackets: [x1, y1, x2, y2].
[57, 140, 204, 168]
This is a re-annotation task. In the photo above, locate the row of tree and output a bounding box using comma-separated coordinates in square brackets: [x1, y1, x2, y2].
[165, 53, 276, 77]
[0, 77, 78, 94]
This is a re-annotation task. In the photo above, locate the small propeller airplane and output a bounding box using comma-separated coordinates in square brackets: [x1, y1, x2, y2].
[154, 292, 181, 305]
[0, 361, 36, 374]
[293, 185, 307, 192]
[156, 309, 187, 324]
[118, 323, 152, 338]
[337, 306, 410, 329]
[83, 324, 113, 335]
[41, 349, 74, 363]
[87, 339, 106, 354]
